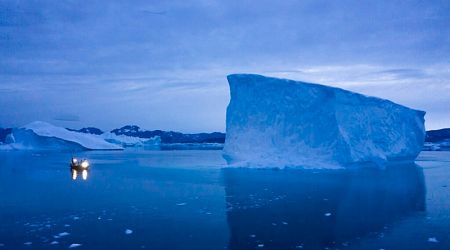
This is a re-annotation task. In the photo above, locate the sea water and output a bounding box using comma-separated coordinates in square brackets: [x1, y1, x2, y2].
[0, 150, 449, 249]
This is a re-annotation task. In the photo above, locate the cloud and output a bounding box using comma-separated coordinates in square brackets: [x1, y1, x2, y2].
[368, 69, 429, 80]
[53, 114, 80, 122]
[0, 0, 449, 130]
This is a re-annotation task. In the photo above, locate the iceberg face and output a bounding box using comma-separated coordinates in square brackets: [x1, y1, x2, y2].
[6, 121, 122, 151]
[223, 74, 426, 168]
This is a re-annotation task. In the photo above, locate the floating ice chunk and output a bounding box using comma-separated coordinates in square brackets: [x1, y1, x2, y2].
[73, 217, 80, 220]
[257, 244, 264, 248]
[176, 203, 187, 206]
[428, 237, 439, 243]
[69, 243, 82, 248]
[125, 229, 133, 235]
[223, 74, 425, 168]
[24, 242, 32, 246]
[324, 213, 332, 217]
[57, 232, 70, 237]
[50, 241, 59, 245]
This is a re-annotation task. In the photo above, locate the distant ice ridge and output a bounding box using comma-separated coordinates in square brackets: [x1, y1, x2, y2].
[4, 121, 123, 151]
[101, 132, 161, 149]
[423, 140, 450, 151]
[223, 74, 426, 168]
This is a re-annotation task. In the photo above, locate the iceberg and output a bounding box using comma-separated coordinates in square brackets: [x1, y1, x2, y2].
[160, 143, 224, 150]
[101, 132, 161, 149]
[5, 121, 122, 151]
[223, 74, 426, 168]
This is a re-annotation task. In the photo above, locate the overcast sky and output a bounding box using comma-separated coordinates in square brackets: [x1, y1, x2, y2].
[1, 0, 449, 132]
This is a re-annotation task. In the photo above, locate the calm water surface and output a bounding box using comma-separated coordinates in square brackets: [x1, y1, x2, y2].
[0, 150, 449, 250]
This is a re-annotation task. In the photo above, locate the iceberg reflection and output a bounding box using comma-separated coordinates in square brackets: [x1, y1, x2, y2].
[222, 164, 425, 249]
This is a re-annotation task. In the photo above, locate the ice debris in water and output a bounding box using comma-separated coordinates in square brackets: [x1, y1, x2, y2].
[69, 243, 82, 248]
[23, 242, 32, 246]
[58, 232, 70, 237]
[428, 237, 439, 243]
[125, 229, 133, 235]
[324, 213, 332, 216]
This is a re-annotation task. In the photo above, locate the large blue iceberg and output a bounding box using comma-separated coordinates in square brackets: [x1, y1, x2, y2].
[223, 74, 426, 168]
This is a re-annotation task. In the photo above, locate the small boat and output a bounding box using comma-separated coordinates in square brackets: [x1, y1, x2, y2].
[70, 157, 90, 170]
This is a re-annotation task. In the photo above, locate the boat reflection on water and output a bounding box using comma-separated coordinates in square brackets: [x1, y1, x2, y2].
[70, 157, 90, 180]
[222, 163, 425, 250]
[71, 168, 89, 180]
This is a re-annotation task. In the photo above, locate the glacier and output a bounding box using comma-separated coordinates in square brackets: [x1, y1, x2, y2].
[223, 74, 426, 168]
[4, 121, 123, 151]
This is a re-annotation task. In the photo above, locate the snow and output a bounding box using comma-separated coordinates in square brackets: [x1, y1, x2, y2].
[4, 121, 122, 151]
[223, 74, 426, 168]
